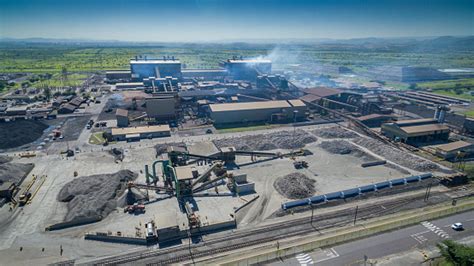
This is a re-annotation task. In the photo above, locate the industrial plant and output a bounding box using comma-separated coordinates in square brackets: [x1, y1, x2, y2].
[0, 53, 473, 265]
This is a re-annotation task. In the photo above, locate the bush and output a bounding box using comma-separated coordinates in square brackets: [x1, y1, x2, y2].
[437, 240, 474, 266]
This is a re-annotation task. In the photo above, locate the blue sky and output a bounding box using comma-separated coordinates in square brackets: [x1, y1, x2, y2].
[0, 0, 472, 42]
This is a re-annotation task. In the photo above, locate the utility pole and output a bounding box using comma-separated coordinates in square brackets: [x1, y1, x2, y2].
[353, 205, 359, 225]
[424, 181, 432, 202]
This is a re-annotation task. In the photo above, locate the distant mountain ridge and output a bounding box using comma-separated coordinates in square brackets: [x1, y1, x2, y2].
[0, 36, 472, 52]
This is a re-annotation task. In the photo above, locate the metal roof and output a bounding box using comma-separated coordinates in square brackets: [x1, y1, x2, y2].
[400, 124, 450, 134]
[288, 99, 306, 107]
[434, 140, 473, 152]
[357, 114, 395, 121]
[209, 100, 291, 112]
[227, 59, 271, 64]
[302, 87, 343, 98]
[174, 166, 196, 180]
[299, 94, 321, 103]
[115, 108, 128, 117]
[130, 59, 180, 64]
[111, 125, 170, 136]
[395, 118, 437, 126]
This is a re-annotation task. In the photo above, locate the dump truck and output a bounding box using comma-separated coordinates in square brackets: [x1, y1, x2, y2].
[18, 192, 32, 206]
[124, 203, 146, 214]
[293, 160, 308, 169]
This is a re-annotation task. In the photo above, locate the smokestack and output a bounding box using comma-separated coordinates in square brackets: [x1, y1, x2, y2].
[434, 105, 440, 119]
[438, 105, 449, 123]
[438, 109, 446, 123]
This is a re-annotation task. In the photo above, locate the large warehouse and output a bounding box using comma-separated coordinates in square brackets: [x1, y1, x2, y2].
[381, 118, 450, 145]
[209, 100, 307, 125]
[130, 57, 182, 80]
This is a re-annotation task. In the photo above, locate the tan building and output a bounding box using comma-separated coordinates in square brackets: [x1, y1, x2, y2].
[209, 100, 307, 125]
[111, 125, 171, 142]
[381, 118, 450, 145]
[433, 140, 474, 159]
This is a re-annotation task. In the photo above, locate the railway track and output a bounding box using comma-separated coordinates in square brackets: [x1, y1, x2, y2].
[90, 193, 442, 265]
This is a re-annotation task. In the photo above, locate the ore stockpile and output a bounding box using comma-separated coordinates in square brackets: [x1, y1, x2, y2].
[311, 126, 358, 139]
[0, 120, 49, 149]
[352, 137, 451, 173]
[57, 170, 138, 222]
[213, 130, 317, 151]
[155, 142, 187, 156]
[0, 155, 34, 187]
[274, 173, 316, 199]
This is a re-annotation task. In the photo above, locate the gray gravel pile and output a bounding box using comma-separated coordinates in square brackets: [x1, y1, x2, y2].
[274, 173, 316, 199]
[311, 126, 358, 139]
[319, 140, 357, 155]
[213, 130, 317, 151]
[117, 187, 147, 206]
[57, 170, 138, 222]
[155, 142, 187, 156]
[353, 137, 440, 172]
[0, 156, 34, 186]
[0, 155, 13, 164]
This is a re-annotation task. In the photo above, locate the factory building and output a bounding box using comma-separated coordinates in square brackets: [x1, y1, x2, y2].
[145, 95, 178, 121]
[433, 140, 474, 160]
[105, 71, 131, 82]
[209, 100, 307, 125]
[111, 125, 171, 142]
[143, 76, 178, 93]
[381, 118, 450, 145]
[356, 114, 396, 128]
[257, 75, 289, 90]
[221, 57, 272, 81]
[181, 69, 229, 79]
[116, 108, 129, 127]
[130, 57, 182, 80]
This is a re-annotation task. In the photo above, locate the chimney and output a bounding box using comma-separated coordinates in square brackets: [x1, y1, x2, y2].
[438, 109, 446, 123]
[434, 105, 440, 119]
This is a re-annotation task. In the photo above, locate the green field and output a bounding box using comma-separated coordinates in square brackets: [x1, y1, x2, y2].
[417, 78, 474, 90]
[1, 43, 473, 74]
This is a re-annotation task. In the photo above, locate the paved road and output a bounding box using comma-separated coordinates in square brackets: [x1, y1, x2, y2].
[271, 210, 474, 266]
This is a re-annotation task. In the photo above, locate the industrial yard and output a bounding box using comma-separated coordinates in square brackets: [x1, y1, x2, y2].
[0, 38, 472, 265]
[0, 117, 467, 264]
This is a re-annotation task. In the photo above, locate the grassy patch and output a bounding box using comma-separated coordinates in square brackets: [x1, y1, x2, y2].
[429, 89, 474, 101]
[463, 109, 474, 118]
[88, 132, 106, 145]
[417, 78, 474, 90]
